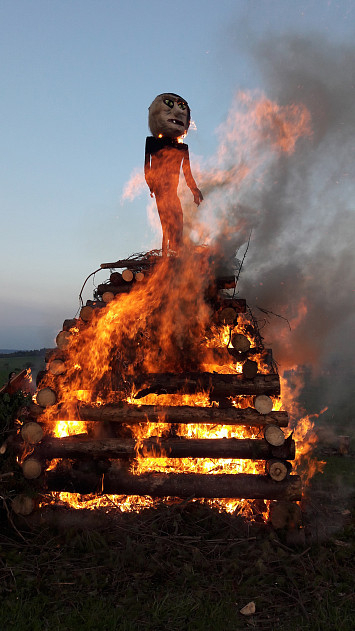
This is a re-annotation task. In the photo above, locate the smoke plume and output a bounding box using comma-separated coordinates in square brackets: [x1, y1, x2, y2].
[195, 34, 355, 385]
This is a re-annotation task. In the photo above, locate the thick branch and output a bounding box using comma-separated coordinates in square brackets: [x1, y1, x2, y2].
[45, 468, 302, 500]
[26, 436, 295, 460]
[132, 373, 280, 399]
[30, 403, 289, 427]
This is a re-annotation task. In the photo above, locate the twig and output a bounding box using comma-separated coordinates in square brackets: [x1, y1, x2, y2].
[0, 496, 27, 542]
[234, 230, 252, 293]
[255, 307, 291, 331]
[78, 268, 102, 308]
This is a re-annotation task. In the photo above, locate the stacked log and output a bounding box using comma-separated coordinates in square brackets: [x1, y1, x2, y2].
[11, 256, 301, 524]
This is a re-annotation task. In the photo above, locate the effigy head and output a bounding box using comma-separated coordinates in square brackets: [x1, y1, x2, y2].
[148, 93, 191, 139]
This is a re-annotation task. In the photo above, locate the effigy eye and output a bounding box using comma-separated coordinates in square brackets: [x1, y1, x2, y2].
[163, 99, 174, 108]
[177, 102, 187, 110]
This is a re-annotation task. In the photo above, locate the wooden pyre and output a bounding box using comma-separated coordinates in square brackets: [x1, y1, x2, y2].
[12, 252, 302, 520]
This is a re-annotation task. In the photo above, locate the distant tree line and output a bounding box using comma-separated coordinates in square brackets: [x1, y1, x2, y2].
[0, 349, 48, 359]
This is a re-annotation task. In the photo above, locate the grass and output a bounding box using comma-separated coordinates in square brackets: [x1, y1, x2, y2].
[0, 475, 354, 631]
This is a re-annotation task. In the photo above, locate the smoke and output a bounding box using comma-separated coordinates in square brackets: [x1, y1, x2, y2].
[122, 33, 354, 422]
[195, 34, 355, 388]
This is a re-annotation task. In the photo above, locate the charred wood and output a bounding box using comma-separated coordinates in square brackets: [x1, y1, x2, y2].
[23, 436, 296, 460]
[45, 468, 302, 500]
[101, 257, 157, 270]
[30, 403, 289, 427]
[132, 373, 280, 399]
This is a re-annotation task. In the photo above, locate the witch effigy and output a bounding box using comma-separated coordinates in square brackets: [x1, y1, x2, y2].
[144, 93, 203, 255]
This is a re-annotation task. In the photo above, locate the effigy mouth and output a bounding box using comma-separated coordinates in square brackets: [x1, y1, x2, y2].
[168, 118, 185, 126]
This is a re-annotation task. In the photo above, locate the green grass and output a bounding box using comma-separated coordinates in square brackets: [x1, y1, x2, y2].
[0, 489, 354, 631]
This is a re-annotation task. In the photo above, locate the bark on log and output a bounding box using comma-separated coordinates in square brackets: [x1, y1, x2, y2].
[29, 436, 296, 460]
[45, 348, 66, 363]
[242, 360, 258, 380]
[101, 258, 157, 270]
[31, 403, 289, 427]
[219, 308, 237, 325]
[218, 298, 246, 313]
[62, 318, 77, 331]
[133, 373, 280, 399]
[45, 468, 302, 500]
[110, 272, 124, 285]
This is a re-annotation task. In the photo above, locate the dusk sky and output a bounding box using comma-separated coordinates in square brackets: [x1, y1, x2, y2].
[0, 0, 354, 350]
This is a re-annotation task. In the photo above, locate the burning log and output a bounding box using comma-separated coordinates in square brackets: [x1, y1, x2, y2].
[133, 372, 280, 399]
[80, 306, 94, 322]
[219, 308, 237, 325]
[62, 318, 77, 331]
[29, 402, 289, 427]
[45, 467, 302, 500]
[56, 330, 72, 350]
[218, 298, 246, 313]
[101, 257, 157, 270]
[48, 359, 66, 376]
[24, 436, 296, 460]
[231, 333, 250, 352]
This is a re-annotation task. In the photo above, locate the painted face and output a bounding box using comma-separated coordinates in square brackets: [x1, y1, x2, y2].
[148, 93, 190, 139]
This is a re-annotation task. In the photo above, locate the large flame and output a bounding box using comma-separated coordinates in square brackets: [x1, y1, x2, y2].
[37, 91, 317, 520]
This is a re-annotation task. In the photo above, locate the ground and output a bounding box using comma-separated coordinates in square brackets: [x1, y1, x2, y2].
[0, 451, 354, 631]
[0, 355, 354, 630]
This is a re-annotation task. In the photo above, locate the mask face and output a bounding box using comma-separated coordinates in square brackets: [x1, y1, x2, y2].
[148, 93, 190, 139]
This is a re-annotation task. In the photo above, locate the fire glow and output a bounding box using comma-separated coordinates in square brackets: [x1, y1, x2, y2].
[23, 91, 319, 521]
